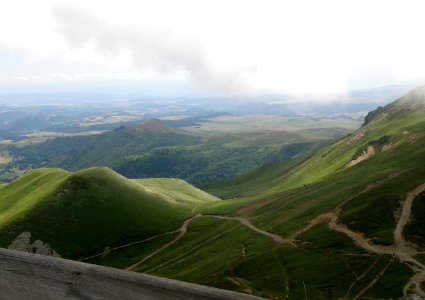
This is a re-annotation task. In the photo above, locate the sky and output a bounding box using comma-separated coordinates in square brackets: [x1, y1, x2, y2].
[0, 0, 425, 96]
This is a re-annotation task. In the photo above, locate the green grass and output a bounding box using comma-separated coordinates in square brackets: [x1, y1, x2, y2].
[134, 178, 220, 206]
[415, 253, 425, 265]
[0, 168, 71, 227]
[0, 167, 216, 259]
[2, 88, 425, 298]
[85, 232, 176, 269]
[362, 260, 412, 299]
[405, 192, 425, 248]
[3, 120, 348, 184]
[297, 222, 367, 254]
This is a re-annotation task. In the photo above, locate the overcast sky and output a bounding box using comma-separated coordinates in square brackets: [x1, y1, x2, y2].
[1, 0, 425, 95]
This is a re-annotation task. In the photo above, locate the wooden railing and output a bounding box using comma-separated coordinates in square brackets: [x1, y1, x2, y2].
[0, 248, 264, 300]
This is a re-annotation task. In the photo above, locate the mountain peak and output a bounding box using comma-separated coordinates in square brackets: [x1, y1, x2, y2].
[363, 85, 425, 126]
[119, 119, 174, 132]
[141, 119, 171, 131]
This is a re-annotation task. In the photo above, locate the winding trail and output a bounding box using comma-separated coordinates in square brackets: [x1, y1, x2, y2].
[326, 181, 425, 298]
[204, 215, 286, 244]
[120, 177, 425, 297]
[284, 212, 335, 243]
[283, 179, 390, 244]
[394, 182, 425, 257]
[126, 215, 200, 271]
[125, 213, 288, 271]
[329, 214, 391, 255]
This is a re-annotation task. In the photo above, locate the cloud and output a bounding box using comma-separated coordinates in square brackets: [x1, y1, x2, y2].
[51, 3, 253, 93]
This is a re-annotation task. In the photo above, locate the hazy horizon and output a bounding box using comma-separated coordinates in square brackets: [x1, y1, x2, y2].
[1, 1, 425, 99]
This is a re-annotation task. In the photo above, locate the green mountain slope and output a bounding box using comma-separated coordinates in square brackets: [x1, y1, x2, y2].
[204, 86, 425, 200]
[2, 119, 353, 184]
[114, 86, 425, 299]
[134, 178, 220, 206]
[0, 167, 218, 259]
[2, 88, 425, 299]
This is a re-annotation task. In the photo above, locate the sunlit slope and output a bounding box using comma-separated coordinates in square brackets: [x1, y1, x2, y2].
[0, 168, 71, 227]
[0, 167, 218, 259]
[204, 86, 425, 199]
[130, 88, 425, 299]
[200, 87, 425, 243]
[134, 178, 220, 206]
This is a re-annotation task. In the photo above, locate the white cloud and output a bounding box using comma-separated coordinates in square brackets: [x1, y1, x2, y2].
[0, 0, 425, 95]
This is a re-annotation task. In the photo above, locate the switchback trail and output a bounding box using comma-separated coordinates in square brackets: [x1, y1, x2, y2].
[326, 181, 425, 298]
[283, 180, 386, 243]
[121, 175, 397, 272]
[394, 182, 425, 257]
[276, 179, 425, 298]
[124, 179, 425, 297]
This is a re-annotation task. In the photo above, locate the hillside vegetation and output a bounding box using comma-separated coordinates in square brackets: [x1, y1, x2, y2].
[2, 87, 425, 299]
[0, 167, 218, 259]
[0, 118, 355, 184]
[121, 86, 425, 299]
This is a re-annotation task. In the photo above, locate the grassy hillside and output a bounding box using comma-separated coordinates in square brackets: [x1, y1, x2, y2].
[99, 86, 425, 299]
[0, 167, 218, 259]
[134, 178, 220, 207]
[2, 88, 425, 298]
[203, 86, 425, 199]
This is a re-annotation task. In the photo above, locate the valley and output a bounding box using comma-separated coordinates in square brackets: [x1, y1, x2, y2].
[0, 116, 358, 184]
[1, 87, 425, 298]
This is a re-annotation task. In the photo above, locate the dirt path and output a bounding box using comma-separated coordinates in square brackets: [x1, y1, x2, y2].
[126, 215, 200, 271]
[205, 215, 286, 244]
[283, 181, 385, 244]
[394, 182, 425, 257]
[122, 174, 399, 272]
[284, 212, 335, 243]
[325, 181, 425, 298]
[123, 179, 425, 296]
[404, 270, 425, 297]
[329, 215, 392, 255]
[125, 213, 289, 271]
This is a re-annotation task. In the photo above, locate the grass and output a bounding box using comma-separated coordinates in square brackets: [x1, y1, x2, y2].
[0, 167, 215, 259]
[405, 192, 425, 248]
[2, 88, 425, 298]
[85, 232, 176, 269]
[297, 222, 367, 254]
[361, 261, 412, 299]
[4, 120, 351, 185]
[415, 253, 425, 265]
[134, 178, 220, 206]
[0, 168, 71, 227]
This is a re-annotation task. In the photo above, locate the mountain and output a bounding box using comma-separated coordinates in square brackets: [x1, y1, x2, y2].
[117, 86, 425, 299]
[185, 86, 425, 298]
[0, 167, 218, 259]
[138, 118, 175, 132]
[204, 86, 425, 199]
[1, 119, 345, 184]
[2, 87, 425, 299]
